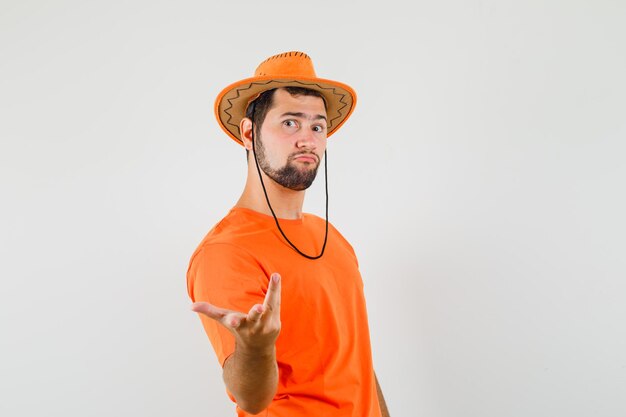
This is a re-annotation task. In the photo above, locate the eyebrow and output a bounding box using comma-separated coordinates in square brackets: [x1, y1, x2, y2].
[280, 112, 327, 122]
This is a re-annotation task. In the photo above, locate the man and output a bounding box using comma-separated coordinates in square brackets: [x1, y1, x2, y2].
[187, 51, 390, 416]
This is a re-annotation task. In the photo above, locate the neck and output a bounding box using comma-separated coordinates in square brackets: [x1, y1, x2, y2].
[236, 161, 306, 220]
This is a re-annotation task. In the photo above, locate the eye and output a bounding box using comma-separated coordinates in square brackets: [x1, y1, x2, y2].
[283, 120, 298, 128]
[312, 125, 326, 133]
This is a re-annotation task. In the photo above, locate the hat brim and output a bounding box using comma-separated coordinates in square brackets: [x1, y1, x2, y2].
[214, 75, 357, 145]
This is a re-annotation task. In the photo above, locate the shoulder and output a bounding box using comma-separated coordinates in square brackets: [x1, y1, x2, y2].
[304, 213, 356, 248]
[193, 209, 274, 253]
[186, 210, 273, 298]
[187, 242, 270, 303]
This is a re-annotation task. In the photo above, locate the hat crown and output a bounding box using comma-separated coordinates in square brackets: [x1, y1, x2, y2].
[254, 51, 317, 78]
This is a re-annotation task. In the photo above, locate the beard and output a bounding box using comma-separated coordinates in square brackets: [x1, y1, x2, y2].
[254, 137, 321, 191]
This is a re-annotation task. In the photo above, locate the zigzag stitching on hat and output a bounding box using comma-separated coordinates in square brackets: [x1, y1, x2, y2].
[223, 80, 351, 133]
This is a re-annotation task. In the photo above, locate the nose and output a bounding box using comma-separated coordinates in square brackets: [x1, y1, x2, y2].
[295, 126, 320, 150]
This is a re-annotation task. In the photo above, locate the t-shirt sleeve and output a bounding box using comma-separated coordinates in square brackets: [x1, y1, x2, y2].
[187, 243, 270, 367]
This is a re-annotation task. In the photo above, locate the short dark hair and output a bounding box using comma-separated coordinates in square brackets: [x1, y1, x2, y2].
[245, 87, 327, 139]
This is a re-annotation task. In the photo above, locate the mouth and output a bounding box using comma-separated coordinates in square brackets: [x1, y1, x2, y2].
[291, 153, 319, 164]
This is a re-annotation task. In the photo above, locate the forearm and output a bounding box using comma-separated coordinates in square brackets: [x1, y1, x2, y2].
[375, 372, 390, 417]
[223, 344, 278, 414]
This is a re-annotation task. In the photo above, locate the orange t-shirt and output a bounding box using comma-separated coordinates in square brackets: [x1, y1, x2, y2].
[187, 207, 382, 417]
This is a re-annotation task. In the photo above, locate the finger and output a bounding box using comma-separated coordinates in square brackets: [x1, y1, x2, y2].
[190, 302, 232, 320]
[191, 302, 246, 331]
[262, 273, 281, 313]
[223, 312, 247, 329]
[247, 304, 265, 322]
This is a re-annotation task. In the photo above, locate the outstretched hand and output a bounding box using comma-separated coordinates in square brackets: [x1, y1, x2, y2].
[191, 273, 282, 352]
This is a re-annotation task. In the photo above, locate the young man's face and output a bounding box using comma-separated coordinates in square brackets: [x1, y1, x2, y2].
[254, 89, 328, 191]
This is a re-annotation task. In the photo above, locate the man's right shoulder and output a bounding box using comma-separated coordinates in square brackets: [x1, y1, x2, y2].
[186, 228, 266, 303]
[187, 208, 273, 274]
[194, 210, 260, 253]
[185, 208, 275, 299]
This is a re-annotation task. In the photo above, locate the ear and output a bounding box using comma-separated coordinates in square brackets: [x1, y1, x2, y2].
[239, 117, 254, 150]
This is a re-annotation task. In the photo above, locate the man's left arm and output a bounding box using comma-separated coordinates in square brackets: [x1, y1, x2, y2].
[375, 372, 390, 417]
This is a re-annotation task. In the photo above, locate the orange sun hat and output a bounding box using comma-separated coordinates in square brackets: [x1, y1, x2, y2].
[214, 51, 357, 146]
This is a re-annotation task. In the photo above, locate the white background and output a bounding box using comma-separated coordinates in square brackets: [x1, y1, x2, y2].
[1, 1, 625, 416]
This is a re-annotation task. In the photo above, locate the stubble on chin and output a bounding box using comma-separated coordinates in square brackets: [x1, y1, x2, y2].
[255, 138, 321, 191]
[271, 158, 319, 191]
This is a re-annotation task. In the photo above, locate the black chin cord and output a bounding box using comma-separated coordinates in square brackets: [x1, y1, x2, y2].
[249, 104, 329, 260]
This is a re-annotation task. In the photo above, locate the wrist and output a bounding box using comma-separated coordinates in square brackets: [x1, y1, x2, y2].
[236, 342, 276, 359]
